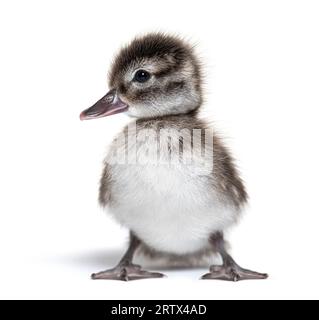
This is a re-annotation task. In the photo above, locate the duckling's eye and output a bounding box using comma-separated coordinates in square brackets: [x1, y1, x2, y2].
[133, 70, 151, 83]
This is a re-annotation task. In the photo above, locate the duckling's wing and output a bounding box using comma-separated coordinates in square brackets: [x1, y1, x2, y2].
[99, 162, 112, 206]
[213, 135, 248, 207]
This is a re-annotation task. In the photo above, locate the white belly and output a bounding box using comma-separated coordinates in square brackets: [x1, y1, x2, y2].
[107, 163, 238, 255]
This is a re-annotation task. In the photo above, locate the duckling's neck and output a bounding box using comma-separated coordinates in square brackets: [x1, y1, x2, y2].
[134, 109, 205, 132]
[136, 109, 200, 124]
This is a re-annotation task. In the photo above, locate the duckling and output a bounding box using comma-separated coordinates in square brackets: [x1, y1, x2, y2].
[80, 33, 268, 281]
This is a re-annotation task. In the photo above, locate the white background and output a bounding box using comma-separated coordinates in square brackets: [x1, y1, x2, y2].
[0, 0, 318, 300]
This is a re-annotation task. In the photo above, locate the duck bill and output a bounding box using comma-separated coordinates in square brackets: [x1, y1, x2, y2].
[80, 89, 128, 120]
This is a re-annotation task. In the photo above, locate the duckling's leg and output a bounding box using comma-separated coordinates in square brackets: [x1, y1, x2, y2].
[201, 232, 268, 281]
[91, 232, 165, 281]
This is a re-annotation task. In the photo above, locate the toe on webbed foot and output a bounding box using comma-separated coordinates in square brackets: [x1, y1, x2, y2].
[91, 264, 165, 281]
[201, 265, 268, 282]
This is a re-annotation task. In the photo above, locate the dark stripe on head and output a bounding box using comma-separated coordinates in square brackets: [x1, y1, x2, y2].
[165, 81, 186, 93]
[129, 86, 162, 102]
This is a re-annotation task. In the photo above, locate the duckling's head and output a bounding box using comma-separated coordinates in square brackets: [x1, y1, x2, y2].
[80, 33, 202, 120]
